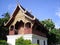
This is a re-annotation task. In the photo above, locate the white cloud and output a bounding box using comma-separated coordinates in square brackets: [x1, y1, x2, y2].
[56, 8, 60, 17]
[55, 23, 60, 29]
[55, 25, 60, 29]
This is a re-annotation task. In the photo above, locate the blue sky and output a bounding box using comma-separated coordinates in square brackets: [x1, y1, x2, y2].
[0, 0, 60, 28]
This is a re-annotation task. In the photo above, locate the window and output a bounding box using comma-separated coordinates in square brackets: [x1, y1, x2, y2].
[37, 40, 39, 45]
[15, 20, 24, 29]
[44, 40, 45, 45]
[25, 22, 31, 28]
[10, 25, 14, 30]
[15, 21, 19, 29]
[15, 20, 24, 34]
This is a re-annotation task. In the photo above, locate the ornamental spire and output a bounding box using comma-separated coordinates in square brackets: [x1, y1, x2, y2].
[16, 0, 20, 6]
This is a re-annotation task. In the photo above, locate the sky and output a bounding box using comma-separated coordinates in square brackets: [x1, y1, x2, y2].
[0, 0, 60, 28]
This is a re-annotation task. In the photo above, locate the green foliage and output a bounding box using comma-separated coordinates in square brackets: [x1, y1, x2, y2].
[0, 40, 8, 45]
[0, 12, 10, 40]
[41, 19, 60, 45]
[2, 12, 10, 23]
[41, 19, 55, 30]
[16, 37, 38, 45]
[3, 12, 10, 18]
[49, 28, 60, 44]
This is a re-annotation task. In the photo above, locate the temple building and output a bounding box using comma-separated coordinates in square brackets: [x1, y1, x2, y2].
[5, 3, 48, 45]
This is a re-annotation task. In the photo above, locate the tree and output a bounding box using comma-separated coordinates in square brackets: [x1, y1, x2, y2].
[41, 19, 55, 31]
[0, 40, 8, 45]
[2, 12, 10, 23]
[41, 19, 60, 45]
[16, 37, 38, 45]
[0, 12, 10, 40]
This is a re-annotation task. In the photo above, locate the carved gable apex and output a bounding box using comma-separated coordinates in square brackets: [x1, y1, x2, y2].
[5, 4, 35, 27]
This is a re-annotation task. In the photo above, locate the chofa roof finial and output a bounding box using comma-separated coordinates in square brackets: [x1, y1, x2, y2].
[16, 0, 20, 6]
